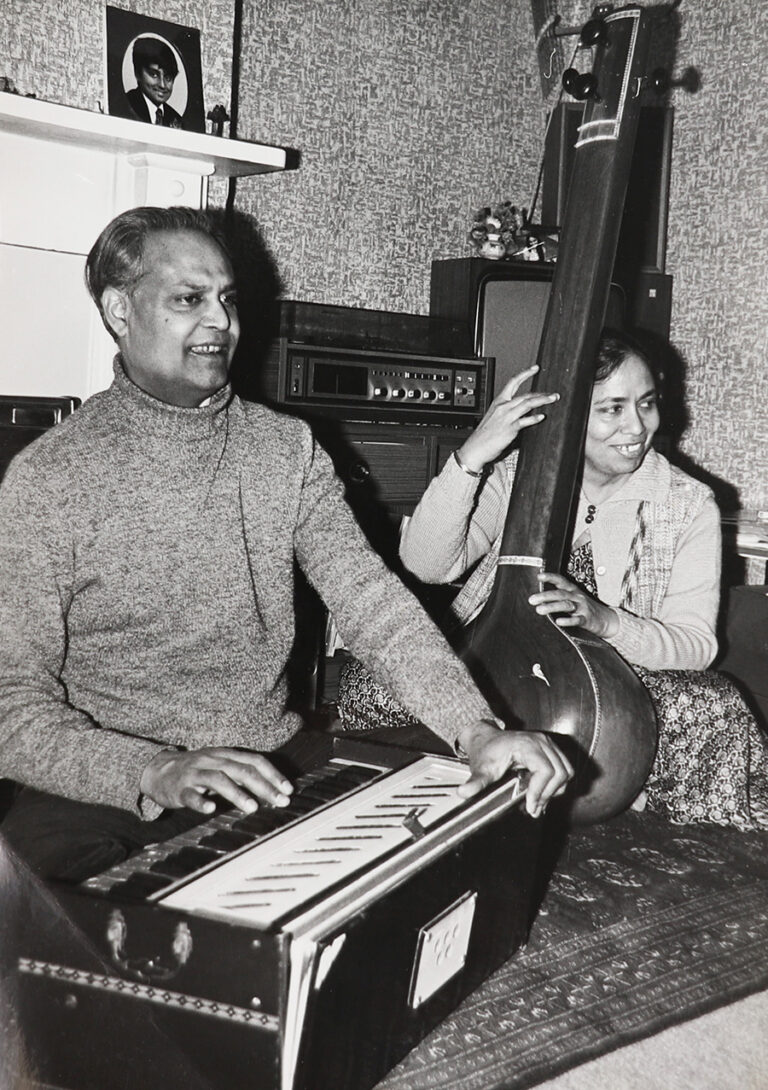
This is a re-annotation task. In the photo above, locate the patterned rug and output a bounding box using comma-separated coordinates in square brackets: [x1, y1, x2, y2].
[375, 809, 768, 1090]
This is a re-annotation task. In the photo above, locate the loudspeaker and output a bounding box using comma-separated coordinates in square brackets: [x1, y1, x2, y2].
[628, 269, 673, 341]
[542, 103, 673, 277]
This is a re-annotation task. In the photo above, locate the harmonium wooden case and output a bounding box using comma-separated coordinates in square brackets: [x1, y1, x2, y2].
[17, 735, 543, 1090]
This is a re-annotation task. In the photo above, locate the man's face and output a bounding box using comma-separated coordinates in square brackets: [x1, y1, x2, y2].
[137, 63, 175, 107]
[107, 230, 240, 407]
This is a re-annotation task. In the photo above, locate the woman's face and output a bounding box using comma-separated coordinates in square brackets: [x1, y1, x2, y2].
[584, 353, 660, 486]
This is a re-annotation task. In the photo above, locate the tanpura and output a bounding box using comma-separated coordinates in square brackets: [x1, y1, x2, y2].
[460, 5, 665, 823]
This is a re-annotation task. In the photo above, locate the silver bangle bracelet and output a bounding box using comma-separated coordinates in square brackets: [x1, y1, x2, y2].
[453, 450, 484, 478]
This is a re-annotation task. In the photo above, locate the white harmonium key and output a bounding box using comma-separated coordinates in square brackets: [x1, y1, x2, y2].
[160, 756, 471, 928]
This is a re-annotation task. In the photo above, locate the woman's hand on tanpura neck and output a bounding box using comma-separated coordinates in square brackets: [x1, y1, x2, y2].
[140, 747, 294, 815]
[529, 572, 620, 639]
[456, 719, 573, 818]
[456, 366, 560, 473]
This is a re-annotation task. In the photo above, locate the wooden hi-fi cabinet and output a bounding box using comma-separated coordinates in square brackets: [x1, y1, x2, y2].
[287, 415, 473, 710]
[253, 303, 491, 558]
[310, 415, 471, 555]
[246, 301, 491, 707]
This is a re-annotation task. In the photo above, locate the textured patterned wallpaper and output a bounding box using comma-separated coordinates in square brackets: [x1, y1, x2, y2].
[664, 2, 768, 515]
[1, 0, 233, 127]
[232, 0, 767, 516]
[3, 0, 766, 514]
[233, 0, 547, 313]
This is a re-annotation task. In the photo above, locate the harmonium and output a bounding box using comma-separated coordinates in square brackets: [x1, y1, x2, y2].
[17, 735, 542, 1090]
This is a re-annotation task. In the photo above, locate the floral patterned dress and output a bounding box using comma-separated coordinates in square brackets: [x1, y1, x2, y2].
[338, 542, 768, 832]
[567, 540, 768, 830]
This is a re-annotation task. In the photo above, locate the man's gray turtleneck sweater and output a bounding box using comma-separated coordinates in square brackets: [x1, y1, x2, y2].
[0, 362, 493, 815]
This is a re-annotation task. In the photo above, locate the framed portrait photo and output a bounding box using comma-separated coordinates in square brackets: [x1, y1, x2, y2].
[104, 6, 205, 133]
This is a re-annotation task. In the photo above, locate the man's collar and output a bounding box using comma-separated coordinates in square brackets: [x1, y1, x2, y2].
[143, 93, 163, 121]
[111, 355, 232, 424]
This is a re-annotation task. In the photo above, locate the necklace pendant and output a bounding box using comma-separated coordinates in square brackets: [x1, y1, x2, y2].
[585, 503, 597, 525]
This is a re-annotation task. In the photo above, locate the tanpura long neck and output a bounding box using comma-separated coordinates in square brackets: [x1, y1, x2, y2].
[498, 7, 653, 576]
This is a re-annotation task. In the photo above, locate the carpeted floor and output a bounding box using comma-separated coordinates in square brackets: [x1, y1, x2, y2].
[375, 808, 768, 1090]
[533, 988, 768, 1089]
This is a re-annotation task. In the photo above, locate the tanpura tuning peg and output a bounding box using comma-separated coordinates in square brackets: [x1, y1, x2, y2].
[650, 66, 701, 95]
[650, 68, 670, 94]
[579, 18, 608, 47]
[562, 67, 599, 101]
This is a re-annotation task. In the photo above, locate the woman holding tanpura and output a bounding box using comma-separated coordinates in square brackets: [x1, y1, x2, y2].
[339, 330, 768, 830]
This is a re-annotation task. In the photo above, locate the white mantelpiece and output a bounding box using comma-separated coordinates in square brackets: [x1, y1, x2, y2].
[0, 94, 289, 401]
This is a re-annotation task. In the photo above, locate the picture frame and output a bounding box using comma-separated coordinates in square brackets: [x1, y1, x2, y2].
[104, 6, 205, 133]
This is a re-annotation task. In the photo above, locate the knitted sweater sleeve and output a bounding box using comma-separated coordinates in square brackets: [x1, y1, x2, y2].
[399, 454, 510, 582]
[401, 447, 720, 672]
[609, 493, 721, 670]
[290, 431, 499, 745]
[0, 459, 166, 816]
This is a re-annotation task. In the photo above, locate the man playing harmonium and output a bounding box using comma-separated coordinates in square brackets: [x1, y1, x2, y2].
[0, 206, 572, 883]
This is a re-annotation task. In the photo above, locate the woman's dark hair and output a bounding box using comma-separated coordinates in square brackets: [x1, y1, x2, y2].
[595, 328, 665, 396]
[84, 206, 231, 341]
[132, 37, 179, 79]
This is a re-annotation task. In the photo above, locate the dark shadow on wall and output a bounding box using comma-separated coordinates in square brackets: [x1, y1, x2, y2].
[207, 205, 285, 403]
[632, 329, 740, 508]
[211, 208, 324, 718]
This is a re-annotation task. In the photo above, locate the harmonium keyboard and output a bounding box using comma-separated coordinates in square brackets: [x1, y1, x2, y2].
[18, 735, 543, 1090]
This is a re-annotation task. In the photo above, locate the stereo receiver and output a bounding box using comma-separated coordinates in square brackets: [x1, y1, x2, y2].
[262, 339, 494, 425]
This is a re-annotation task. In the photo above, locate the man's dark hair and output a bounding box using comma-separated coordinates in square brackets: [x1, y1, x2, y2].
[132, 37, 179, 79]
[85, 206, 231, 340]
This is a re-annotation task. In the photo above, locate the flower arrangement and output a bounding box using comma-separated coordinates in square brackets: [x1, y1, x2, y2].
[468, 201, 556, 262]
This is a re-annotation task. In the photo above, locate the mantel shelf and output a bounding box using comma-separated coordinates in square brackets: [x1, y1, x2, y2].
[0, 93, 289, 177]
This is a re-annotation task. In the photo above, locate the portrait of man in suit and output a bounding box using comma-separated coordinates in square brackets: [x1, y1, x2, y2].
[126, 37, 184, 129]
[105, 6, 206, 134]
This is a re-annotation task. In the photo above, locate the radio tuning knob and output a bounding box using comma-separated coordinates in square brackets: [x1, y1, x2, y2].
[423, 390, 436, 401]
[391, 388, 405, 399]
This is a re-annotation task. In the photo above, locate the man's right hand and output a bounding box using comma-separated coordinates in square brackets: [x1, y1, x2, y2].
[455, 719, 573, 817]
[140, 747, 294, 815]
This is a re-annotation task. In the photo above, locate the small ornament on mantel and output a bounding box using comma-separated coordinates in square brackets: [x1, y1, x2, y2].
[468, 201, 558, 262]
[207, 104, 230, 137]
[0, 75, 36, 98]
